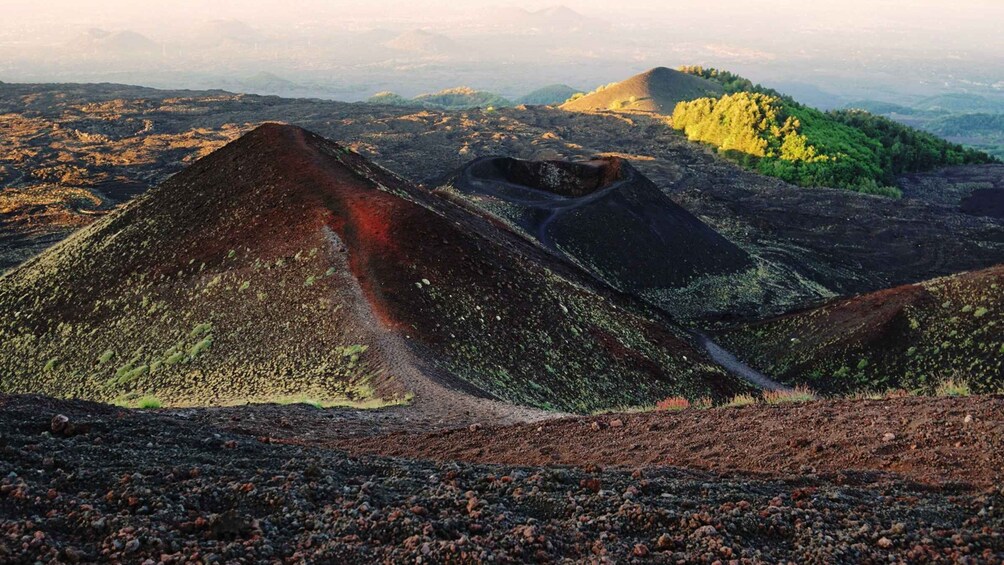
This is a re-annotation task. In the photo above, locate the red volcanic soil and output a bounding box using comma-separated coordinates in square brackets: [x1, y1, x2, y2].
[329, 396, 1004, 489]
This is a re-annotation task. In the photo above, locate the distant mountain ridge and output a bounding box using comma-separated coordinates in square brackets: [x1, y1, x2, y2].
[368, 87, 512, 110]
[517, 84, 581, 106]
[843, 94, 1004, 160]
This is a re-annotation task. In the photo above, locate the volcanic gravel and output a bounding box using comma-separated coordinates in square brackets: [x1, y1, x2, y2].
[335, 396, 1004, 489]
[2, 395, 1003, 563]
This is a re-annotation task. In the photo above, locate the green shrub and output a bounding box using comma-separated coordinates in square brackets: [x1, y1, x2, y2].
[190, 323, 212, 339]
[117, 364, 148, 384]
[136, 396, 162, 409]
[97, 349, 115, 365]
[189, 337, 213, 358]
[165, 351, 187, 365]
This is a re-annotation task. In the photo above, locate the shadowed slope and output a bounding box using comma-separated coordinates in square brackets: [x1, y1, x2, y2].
[0, 124, 748, 411]
[440, 155, 753, 318]
[561, 67, 724, 114]
[717, 265, 1004, 395]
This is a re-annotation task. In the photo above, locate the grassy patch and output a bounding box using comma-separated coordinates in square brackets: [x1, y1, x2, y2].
[190, 323, 212, 339]
[935, 378, 971, 397]
[723, 393, 757, 408]
[691, 397, 713, 409]
[763, 385, 816, 405]
[188, 337, 213, 358]
[112, 394, 163, 409]
[136, 396, 162, 409]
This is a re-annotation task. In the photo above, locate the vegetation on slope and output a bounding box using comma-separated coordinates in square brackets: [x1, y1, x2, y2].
[678, 66, 779, 97]
[674, 67, 995, 195]
[929, 113, 1004, 137]
[0, 124, 749, 412]
[717, 265, 1004, 396]
[842, 95, 1004, 161]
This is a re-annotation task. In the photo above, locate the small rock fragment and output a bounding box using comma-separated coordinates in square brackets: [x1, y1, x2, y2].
[51, 414, 70, 434]
[693, 525, 717, 538]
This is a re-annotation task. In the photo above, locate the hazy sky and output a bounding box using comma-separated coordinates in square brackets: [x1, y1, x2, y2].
[6, 0, 1002, 34]
[3, 1, 1002, 103]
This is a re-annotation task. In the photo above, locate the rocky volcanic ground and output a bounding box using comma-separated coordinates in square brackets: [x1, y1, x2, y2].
[2, 395, 1003, 563]
[4, 83, 1004, 324]
[3, 83, 1004, 564]
[333, 396, 1004, 489]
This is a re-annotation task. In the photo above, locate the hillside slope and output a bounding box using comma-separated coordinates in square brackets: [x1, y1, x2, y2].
[716, 265, 1004, 395]
[561, 67, 723, 114]
[0, 124, 747, 411]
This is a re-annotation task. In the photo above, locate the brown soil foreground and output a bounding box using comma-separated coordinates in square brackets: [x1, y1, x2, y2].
[332, 396, 1004, 489]
[2, 394, 1003, 563]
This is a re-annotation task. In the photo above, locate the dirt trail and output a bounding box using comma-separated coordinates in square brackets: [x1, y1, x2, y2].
[319, 221, 556, 430]
[695, 331, 788, 391]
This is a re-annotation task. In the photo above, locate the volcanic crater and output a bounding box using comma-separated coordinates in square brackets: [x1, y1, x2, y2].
[444, 154, 754, 313]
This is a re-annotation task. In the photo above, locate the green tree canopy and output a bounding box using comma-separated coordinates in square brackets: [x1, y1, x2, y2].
[670, 76, 995, 196]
